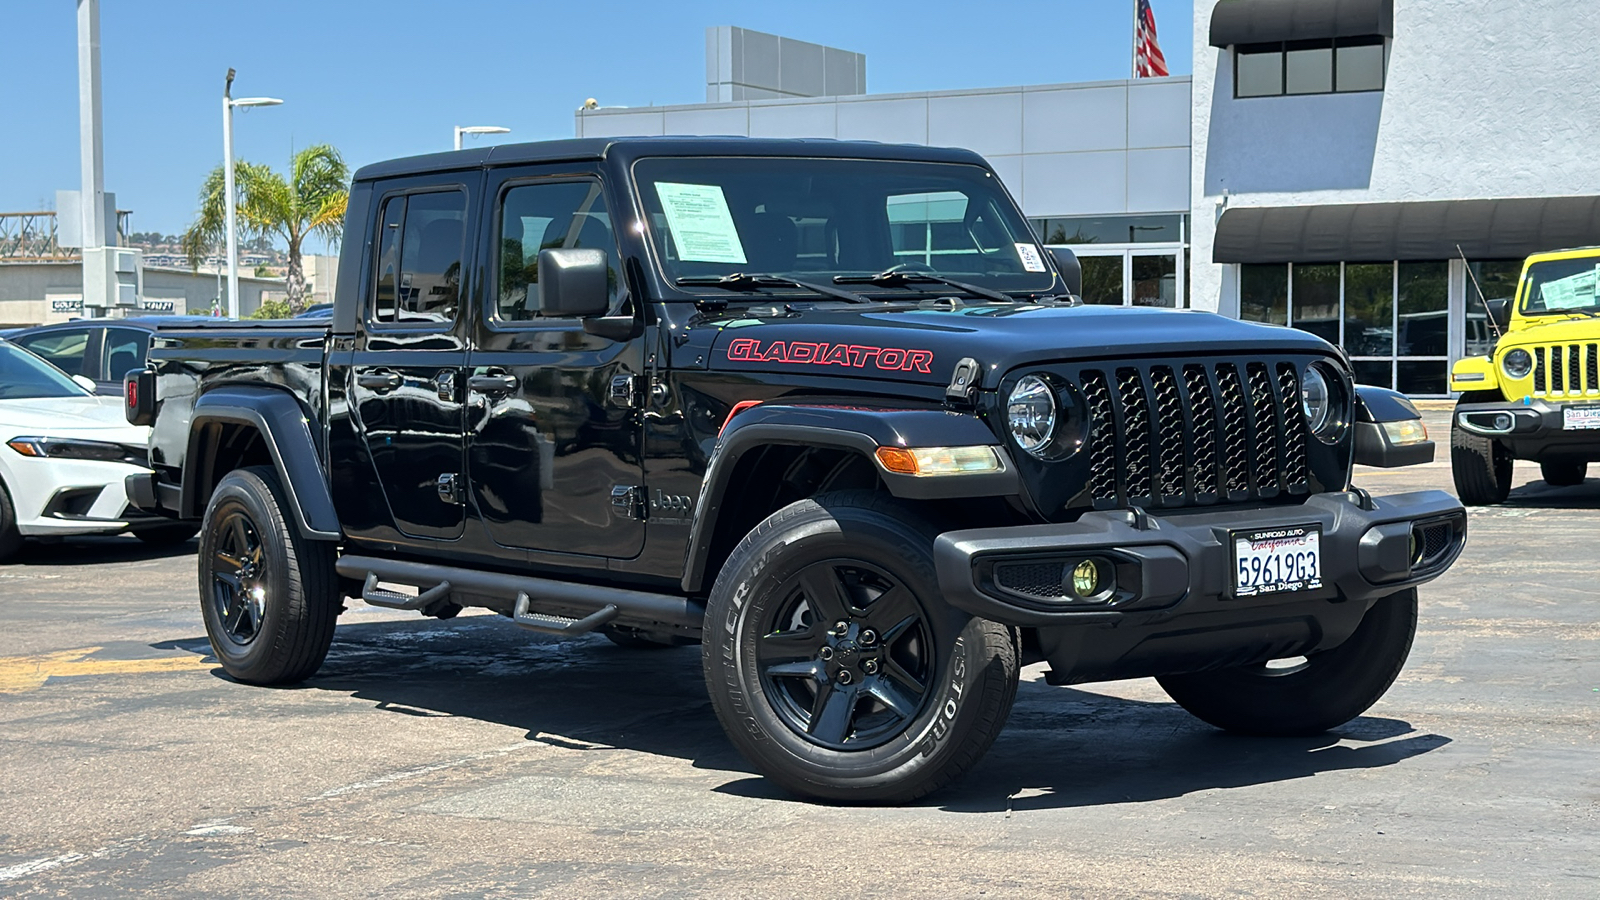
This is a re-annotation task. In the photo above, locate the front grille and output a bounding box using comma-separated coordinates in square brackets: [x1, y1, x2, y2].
[1073, 359, 1314, 509]
[1531, 343, 1600, 398]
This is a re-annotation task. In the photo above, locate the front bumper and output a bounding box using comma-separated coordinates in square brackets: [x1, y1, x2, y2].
[1456, 397, 1600, 460]
[4, 458, 167, 537]
[934, 490, 1465, 684]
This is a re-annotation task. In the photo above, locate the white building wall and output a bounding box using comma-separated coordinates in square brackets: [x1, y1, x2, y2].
[576, 77, 1193, 222]
[1191, 0, 1600, 314]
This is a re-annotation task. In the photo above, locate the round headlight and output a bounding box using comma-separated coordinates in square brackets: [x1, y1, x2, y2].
[1503, 348, 1533, 379]
[1301, 362, 1350, 444]
[1007, 375, 1057, 456]
[1301, 365, 1332, 434]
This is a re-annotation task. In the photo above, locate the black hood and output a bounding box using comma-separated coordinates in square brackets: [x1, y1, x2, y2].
[676, 302, 1340, 389]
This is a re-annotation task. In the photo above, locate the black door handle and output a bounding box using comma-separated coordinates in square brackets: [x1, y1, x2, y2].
[468, 373, 519, 394]
[356, 371, 403, 393]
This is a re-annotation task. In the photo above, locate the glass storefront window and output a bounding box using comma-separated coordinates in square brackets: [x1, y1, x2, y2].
[1343, 263, 1394, 357]
[1291, 263, 1340, 344]
[1465, 259, 1522, 356]
[1031, 214, 1185, 245]
[1397, 360, 1448, 395]
[1079, 256, 1124, 305]
[1397, 261, 1449, 356]
[1241, 263, 1288, 325]
[1132, 255, 1177, 307]
[1352, 359, 1392, 389]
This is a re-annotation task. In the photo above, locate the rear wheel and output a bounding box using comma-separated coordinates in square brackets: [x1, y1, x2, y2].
[199, 466, 339, 685]
[1451, 394, 1512, 505]
[0, 479, 22, 563]
[1157, 589, 1418, 735]
[704, 491, 1019, 803]
[1540, 459, 1587, 487]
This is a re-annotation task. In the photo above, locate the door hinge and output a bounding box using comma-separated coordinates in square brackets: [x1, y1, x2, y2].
[609, 373, 638, 408]
[436, 472, 463, 506]
[610, 484, 646, 520]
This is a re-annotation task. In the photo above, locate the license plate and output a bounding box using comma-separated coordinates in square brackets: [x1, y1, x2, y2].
[1232, 525, 1323, 597]
[1562, 406, 1600, 430]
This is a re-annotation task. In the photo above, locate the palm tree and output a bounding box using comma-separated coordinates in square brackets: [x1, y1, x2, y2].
[182, 144, 349, 312]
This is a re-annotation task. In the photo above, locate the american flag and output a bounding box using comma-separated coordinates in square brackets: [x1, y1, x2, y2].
[1134, 0, 1169, 78]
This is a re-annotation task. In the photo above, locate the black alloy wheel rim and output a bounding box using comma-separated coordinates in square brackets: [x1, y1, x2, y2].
[755, 558, 935, 751]
[210, 509, 268, 645]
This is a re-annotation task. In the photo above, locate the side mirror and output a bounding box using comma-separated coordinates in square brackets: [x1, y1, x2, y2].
[71, 374, 97, 393]
[1048, 247, 1081, 297]
[537, 248, 610, 319]
[1485, 297, 1511, 333]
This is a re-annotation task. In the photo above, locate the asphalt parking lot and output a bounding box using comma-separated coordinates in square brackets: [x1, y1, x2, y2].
[1, 410, 1596, 897]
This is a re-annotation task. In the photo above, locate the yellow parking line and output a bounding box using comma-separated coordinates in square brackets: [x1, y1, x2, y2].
[0, 646, 214, 694]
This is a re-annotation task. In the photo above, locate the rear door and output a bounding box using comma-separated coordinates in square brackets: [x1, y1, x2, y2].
[98, 327, 149, 393]
[465, 165, 646, 559]
[343, 173, 478, 542]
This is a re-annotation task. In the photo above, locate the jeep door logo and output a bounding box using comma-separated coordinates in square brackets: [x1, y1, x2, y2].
[725, 338, 934, 373]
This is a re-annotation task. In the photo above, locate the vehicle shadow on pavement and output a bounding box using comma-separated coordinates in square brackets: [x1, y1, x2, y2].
[185, 615, 1450, 810]
[1498, 477, 1600, 508]
[5, 535, 196, 566]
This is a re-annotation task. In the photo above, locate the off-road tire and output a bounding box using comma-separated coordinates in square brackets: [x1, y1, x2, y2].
[1451, 394, 1512, 504]
[1540, 459, 1587, 487]
[133, 523, 200, 546]
[199, 466, 339, 685]
[0, 478, 22, 563]
[1157, 589, 1418, 735]
[703, 490, 1020, 804]
[601, 625, 696, 649]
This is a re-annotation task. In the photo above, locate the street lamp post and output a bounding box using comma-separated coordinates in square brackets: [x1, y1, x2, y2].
[454, 125, 510, 151]
[222, 69, 282, 319]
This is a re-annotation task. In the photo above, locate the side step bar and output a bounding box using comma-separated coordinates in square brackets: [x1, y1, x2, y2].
[336, 555, 704, 634]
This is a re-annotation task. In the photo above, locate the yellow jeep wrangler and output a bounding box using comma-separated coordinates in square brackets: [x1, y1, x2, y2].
[1451, 246, 1600, 503]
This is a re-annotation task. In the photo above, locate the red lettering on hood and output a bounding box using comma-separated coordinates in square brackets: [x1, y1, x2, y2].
[723, 338, 934, 373]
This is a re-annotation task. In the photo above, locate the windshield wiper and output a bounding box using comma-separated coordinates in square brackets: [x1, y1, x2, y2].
[677, 273, 872, 304]
[833, 269, 1016, 304]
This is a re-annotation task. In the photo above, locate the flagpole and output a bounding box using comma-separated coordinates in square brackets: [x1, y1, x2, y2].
[1132, 0, 1139, 78]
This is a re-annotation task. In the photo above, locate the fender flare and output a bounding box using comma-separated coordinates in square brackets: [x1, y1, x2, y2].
[680, 403, 1018, 593]
[183, 385, 342, 540]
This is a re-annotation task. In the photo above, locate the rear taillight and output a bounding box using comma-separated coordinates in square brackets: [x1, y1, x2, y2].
[125, 368, 157, 426]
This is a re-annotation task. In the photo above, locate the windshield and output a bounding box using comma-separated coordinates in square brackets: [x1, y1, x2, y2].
[633, 157, 1056, 296]
[0, 340, 91, 400]
[1520, 256, 1600, 315]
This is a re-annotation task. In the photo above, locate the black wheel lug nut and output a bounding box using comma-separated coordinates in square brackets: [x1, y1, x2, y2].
[861, 629, 877, 646]
[863, 659, 879, 675]
[819, 647, 834, 661]
[837, 670, 854, 685]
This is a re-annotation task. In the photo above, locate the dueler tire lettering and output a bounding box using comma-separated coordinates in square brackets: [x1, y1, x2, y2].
[701, 491, 1020, 803]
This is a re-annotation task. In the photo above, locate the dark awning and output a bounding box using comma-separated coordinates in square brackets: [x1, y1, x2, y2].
[1209, 0, 1394, 47]
[1213, 196, 1600, 263]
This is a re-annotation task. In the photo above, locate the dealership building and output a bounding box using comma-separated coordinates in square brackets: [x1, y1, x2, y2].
[579, 4, 1600, 396]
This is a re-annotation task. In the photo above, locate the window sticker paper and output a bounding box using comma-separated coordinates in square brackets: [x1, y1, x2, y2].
[1015, 242, 1047, 273]
[655, 182, 748, 264]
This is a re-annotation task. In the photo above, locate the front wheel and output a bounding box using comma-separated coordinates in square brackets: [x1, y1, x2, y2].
[1157, 589, 1418, 735]
[199, 466, 339, 685]
[1451, 408, 1512, 505]
[703, 491, 1019, 804]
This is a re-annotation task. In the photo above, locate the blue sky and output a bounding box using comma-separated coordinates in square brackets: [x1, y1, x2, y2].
[0, 1, 1192, 242]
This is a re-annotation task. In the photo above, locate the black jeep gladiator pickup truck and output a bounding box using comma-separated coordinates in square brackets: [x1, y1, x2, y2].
[125, 137, 1465, 802]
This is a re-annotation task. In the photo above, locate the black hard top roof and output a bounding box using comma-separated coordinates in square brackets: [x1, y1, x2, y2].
[351, 136, 988, 183]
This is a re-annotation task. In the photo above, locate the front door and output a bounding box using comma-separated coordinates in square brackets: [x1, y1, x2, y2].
[465, 168, 646, 559]
[345, 179, 475, 542]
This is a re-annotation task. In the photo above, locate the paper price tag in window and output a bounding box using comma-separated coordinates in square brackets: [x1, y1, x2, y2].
[656, 182, 748, 264]
[1015, 243, 1047, 273]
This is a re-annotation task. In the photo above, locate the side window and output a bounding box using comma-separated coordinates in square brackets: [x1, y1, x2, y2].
[371, 190, 466, 325]
[495, 181, 617, 322]
[15, 329, 90, 378]
[101, 328, 146, 383]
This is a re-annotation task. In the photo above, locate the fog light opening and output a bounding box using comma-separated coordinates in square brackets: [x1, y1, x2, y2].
[1409, 527, 1425, 567]
[1493, 413, 1513, 431]
[1067, 558, 1112, 601]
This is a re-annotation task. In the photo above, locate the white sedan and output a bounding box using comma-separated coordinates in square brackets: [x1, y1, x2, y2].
[0, 339, 194, 560]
